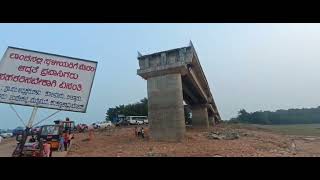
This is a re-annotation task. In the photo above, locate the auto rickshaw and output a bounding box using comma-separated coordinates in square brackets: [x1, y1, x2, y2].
[12, 133, 45, 157]
[38, 124, 63, 151]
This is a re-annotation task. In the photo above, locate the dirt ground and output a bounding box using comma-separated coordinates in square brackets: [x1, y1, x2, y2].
[2, 123, 320, 157]
[0, 138, 17, 157]
[0, 137, 70, 157]
[67, 123, 320, 157]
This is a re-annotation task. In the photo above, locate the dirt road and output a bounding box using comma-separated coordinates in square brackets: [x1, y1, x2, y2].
[0, 138, 70, 157]
[67, 124, 320, 157]
[3, 124, 320, 157]
[0, 138, 17, 157]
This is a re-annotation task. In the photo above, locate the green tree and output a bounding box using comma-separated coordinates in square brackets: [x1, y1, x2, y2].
[106, 98, 148, 122]
[230, 106, 320, 125]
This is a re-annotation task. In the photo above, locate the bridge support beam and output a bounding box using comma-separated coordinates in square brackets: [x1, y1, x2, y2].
[147, 73, 186, 142]
[191, 104, 209, 128]
[138, 43, 221, 141]
[209, 116, 215, 127]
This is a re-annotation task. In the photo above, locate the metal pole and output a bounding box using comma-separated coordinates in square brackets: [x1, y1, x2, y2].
[27, 107, 38, 128]
[32, 110, 60, 127]
[9, 105, 26, 127]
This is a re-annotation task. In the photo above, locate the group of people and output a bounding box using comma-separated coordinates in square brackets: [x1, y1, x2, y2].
[39, 130, 71, 157]
[134, 126, 145, 138]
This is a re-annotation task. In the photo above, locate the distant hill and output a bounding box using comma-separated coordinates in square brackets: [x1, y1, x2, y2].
[230, 106, 320, 125]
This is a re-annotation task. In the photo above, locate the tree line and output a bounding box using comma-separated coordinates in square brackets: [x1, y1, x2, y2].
[230, 106, 320, 124]
[106, 97, 192, 124]
[106, 98, 148, 122]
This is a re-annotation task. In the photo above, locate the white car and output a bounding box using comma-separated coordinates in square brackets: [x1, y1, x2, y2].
[95, 121, 113, 129]
[136, 120, 144, 125]
[0, 133, 13, 138]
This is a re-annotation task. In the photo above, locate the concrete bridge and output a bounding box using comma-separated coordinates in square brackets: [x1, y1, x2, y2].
[137, 41, 221, 141]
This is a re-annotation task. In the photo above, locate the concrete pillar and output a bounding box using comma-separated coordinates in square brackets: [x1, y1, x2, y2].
[192, 105, 209, 128]
[209, 116, 215, 127]
[147, 73, 185, 141]
[214, 115, 220, 125]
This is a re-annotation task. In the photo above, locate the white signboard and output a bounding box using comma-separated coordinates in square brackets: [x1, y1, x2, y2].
[0, 47, 97, 113]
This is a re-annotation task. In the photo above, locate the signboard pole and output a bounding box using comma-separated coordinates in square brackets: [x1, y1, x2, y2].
[9, 105, 26, 127]
[27, 106, 38, 128]
[32, 110, 60, 127]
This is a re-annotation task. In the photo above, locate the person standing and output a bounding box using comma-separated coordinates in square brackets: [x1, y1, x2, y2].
[63, 131, 69, 151]
[65, 117, 71, 133]
[137, 126, 141, 137]
[58, 135, 64, 152]
[42, 140, 51, 157]
[88, 125, 94, 141]
[134, 126, 138, 137]
[141, 127, 145, 139]
[67, 132, 71, 147]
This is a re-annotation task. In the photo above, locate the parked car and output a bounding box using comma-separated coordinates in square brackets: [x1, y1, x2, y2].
[94, 121, 113, 129]
[0, 132, 13, 138]
[136, 120, 144, 125]
[92, 123, 98, 129]
[77, 124, 88, 132]
[0, 133, 5, 138]
[12, 127, 25, 136]
[126, 116, 148, 125]
[115, 119, 130, 126]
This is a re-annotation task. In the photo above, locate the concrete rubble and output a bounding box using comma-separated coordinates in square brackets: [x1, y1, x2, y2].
[207, 131, 240, 140]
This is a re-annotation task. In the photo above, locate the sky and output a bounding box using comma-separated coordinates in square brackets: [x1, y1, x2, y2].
[1, 23, 320, 129]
